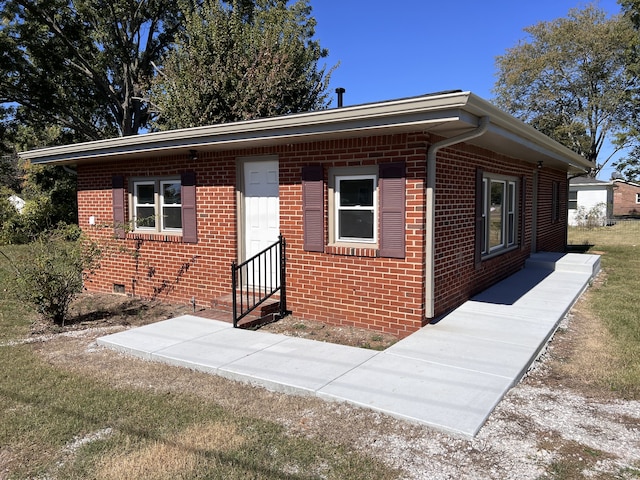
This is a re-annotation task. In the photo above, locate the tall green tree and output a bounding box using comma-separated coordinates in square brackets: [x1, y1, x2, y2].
[493, 5, 638, 177]
[151, 0, 334, 130]
[0, 0, 183, 141]
[612, 0, 640, 181]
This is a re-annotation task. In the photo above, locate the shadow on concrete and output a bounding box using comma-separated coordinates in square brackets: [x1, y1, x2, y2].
[471, 267, 554, 306]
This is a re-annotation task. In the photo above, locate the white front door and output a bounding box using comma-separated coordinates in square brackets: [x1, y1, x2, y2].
[243, 158, 279, 286]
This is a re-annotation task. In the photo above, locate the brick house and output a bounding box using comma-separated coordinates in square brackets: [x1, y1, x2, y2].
[22, 91, 592, 337]
[612, 179, 640, 218]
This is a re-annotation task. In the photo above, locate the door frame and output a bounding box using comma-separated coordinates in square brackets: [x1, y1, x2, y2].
[236, 155, 280, 263]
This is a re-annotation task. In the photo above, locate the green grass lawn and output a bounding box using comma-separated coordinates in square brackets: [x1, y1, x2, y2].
[0, 345, 398, 479]
[586, 244, 640, 397]
[1, 245, 396, 479]
[569, 221, 640, 397]
[568, 219, 640, 247]
[1, 233, 639, 477]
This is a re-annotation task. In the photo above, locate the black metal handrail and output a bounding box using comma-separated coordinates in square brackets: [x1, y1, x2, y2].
[231, 235, 287, 328]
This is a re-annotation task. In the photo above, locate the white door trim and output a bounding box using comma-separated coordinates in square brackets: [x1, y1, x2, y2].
[237, 155, 280, 264]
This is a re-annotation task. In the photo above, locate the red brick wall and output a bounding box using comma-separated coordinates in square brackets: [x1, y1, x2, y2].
[535, 169, 569, 252]
[279, 134, 428, 337]
[77, 132, 568, 337]
[432, 143, 540, 317]
[613, 181, 640, 217]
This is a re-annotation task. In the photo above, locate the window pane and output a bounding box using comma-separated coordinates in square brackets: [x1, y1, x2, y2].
[508, 182, 515, 212]
[339, 210, 374, 239]
[136, 184, 155, 204]
[508, 213, 515, 244]
[162, 182, 181, 205]
[339, 179, 374, 207]
[481, 179, 487, 254]
[136, 206, 156, 227]
[163, 207, 182, 229]
[489, 181, 504, 249]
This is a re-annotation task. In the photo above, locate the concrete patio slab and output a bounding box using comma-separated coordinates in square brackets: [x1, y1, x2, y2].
[97, 252, 600, 438]
[219, 337, 377, 394]
[97, 315, 229, 359]
[317, 353, 513, 437]
[386, 326, 535, 379]
[153, 326, 289, 373]
[428, 310, 557, 348]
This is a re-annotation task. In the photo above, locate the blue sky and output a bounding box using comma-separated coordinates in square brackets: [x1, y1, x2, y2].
[311, 0, 623, 179]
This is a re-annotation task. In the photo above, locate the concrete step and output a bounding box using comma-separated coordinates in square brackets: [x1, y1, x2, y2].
[525, 252, 600, 276]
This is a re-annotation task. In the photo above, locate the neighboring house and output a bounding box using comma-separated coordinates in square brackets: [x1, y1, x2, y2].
[8, 195, 25, 213]
[568, 177, 613, 227]
[612, 179, 640, 218]
[21, 91, 592, 337]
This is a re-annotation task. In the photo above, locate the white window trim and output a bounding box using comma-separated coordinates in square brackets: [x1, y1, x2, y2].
[335, 174, 377, 244]
[133, 180, 157, 231]
[636, 193, 640, 204]
[131, 177, 182, 234]
[327, 166, 379, 246]
[160, 180, 182, 232]
[481, 173, 518, 257]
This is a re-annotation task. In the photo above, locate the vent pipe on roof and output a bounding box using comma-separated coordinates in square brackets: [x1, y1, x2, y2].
[424, 116, 491, 320]
[335, 87, 345, 108]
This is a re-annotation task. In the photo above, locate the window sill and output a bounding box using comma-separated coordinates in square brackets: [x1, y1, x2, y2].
[481, 245, 519, 262]
[325, 243, 378, 258]
[126, 232, 183, 243]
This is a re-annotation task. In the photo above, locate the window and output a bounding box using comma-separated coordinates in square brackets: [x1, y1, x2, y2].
[480, 173, 518, 256]
[302, 163, 405, 258]
[636, 193, 640, 204]
[132, 178, 182, 233]
[112, 172, 197, 243]
[568, 189, 578, 210]
[335, 174, 377, 243]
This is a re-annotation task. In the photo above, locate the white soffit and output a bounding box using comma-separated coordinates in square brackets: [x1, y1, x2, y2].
[19, 91, 593, 173]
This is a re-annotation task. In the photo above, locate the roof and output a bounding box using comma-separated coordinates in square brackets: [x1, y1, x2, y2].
[570, 176, 613, 187]
[19, 91, 593, 175]
[612, 178, 640, 188]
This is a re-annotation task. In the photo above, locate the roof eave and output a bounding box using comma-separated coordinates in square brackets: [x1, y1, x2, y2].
[19, 91, 594, 174]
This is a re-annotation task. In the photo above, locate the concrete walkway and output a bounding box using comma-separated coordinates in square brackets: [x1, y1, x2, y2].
[97, 252, 600, 438]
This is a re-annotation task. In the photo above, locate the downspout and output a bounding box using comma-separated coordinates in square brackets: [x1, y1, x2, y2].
[424, 116, 490, 319]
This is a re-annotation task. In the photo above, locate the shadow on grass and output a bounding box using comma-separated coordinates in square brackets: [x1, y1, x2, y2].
[64, 299, 152, 327]
[566, 244, 594, 253]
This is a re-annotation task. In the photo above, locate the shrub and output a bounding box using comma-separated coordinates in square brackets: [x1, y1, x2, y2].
[0, 228, 101, 325]
[575, 203, 607, 229]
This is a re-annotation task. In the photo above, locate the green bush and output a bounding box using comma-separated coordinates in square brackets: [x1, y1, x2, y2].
[0, 228, 101, 325]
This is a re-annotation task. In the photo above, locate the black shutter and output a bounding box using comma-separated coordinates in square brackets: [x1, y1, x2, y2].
[112, 175, 125, 239]
[379, 162, 406, 258]
[181, 171, 197, 244]
[302, 165, 324, 252]
[520, 176, 527, 251]
[475, 168, 484, 269]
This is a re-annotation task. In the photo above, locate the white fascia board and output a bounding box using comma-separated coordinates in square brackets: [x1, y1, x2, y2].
[19, 90, 593, 174]
[464, 94, 593, 172]
[20, 92, 473, 165]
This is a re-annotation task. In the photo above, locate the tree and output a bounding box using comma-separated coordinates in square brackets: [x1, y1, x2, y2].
[611, 0, 640, 181]
[493, 5, 639, 176]
[0, 0, 183, 141]
[151, 0, 334, 130]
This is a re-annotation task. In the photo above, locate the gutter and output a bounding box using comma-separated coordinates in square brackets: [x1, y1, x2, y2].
[424, 116, 490, 319]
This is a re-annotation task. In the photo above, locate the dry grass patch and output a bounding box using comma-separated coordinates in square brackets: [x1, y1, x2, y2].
[541, 276, 621, 398]
[96, 423, 246, 480]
